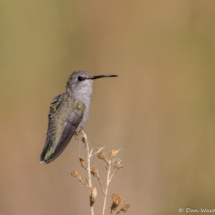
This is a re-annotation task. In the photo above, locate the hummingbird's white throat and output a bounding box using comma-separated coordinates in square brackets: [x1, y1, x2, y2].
[71, 79, 93, 108]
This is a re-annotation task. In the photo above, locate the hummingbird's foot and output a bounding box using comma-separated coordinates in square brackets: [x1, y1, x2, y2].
[74, 131, 82, 140]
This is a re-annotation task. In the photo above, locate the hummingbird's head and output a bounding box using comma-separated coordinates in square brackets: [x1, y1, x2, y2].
[66, 71, 118, 97]
[66, 71, 94, 96]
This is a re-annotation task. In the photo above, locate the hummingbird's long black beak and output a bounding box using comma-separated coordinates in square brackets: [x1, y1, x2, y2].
[90, 75, 118, 80]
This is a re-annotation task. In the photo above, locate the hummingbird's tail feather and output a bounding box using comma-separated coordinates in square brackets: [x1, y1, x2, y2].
[40, 141, 69, 164]
[40, 135, 72, 164]
[40, 141, 50, 163]
[40, 122, 76, 164]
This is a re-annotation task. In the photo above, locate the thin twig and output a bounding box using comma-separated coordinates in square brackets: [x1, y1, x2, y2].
[109, 169, 117, 183]
[90, 164, 106, 195]
[97, 173, 106, 195]
[81, 130, 94, 215]
[102, 160, 112, 215]
[77, 175, 91, 188]
[90, 146, 105, 157]
[90, 148, 93, 156]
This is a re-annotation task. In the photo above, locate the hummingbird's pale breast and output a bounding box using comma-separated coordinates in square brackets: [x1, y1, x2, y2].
[70, 79, 94, 131]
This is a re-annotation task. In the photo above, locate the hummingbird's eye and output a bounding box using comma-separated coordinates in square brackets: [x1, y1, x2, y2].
[78, 76, 83, 81]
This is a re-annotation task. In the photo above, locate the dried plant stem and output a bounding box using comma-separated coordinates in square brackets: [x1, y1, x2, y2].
[90, 146, 105, 157]
[81, 130, 94, 215]
[102, 160, 112, 215]
[77, 175, 91, 188]
[70, 132, 130, 215]
[97, 174, 106, 195]
[109, 169, 117, 183]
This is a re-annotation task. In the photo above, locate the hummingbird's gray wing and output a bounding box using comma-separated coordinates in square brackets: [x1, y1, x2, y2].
[40, 93, 85, 164]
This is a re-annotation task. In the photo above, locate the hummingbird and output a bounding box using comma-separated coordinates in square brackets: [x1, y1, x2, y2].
[40, 71, 117, 164]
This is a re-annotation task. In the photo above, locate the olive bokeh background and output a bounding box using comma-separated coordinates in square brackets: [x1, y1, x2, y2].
[1, 0, 215, 214]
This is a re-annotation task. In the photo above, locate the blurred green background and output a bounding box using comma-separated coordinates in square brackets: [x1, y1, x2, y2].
[1, 0, 215, 214]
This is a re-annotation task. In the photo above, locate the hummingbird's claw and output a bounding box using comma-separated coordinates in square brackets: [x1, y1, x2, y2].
[74, 131, 82, 140]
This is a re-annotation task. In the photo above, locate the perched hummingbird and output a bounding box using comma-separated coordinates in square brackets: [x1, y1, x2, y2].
[40, 71, 117, 164]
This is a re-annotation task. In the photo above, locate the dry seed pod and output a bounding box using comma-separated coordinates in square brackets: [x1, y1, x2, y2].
[79, 157, 87, 169]
[81, 136, 86, 144]
[97, 151, 105, 160]
[90, 187, 97, 206]
[110, 148, 120, 159]
[115, 160, 124, 171]
[91, 164, 98, 177]
[120, 204, 130, 213]
[69, 170, 78, 177]
[111, 194, 123, 212]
